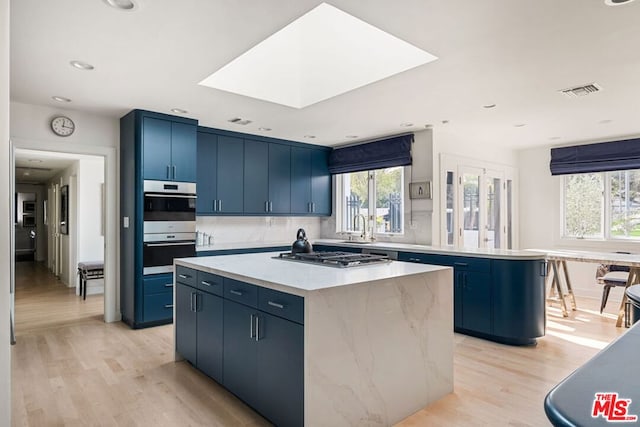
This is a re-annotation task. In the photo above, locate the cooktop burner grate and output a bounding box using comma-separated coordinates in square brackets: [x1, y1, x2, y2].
[275, 251, 390, 268]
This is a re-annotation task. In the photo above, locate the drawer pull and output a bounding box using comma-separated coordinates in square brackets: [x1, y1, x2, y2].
[164, 283, 173, 288]
[409, 258, 421, 263]
[164, 304, 174, 309]
[454, 262, 468, 267]
[201, 281, 213, 287]
[230, 290, 243, 296]
[178, 274, 190, 279]
[267, 301, 284, 309]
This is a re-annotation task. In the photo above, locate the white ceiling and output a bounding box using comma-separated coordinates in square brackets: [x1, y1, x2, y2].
[14, 149, 95, 185]
[9, 0, 640, 148]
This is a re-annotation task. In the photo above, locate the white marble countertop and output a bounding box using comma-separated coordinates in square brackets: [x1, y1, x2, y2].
[175, 251, 449, 295]
[314, 239, 546, 260]
[194, 239, 546, 260]
[528, 248, 640, 266]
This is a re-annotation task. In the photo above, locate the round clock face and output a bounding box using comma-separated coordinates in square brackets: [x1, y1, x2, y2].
[51, 116, 75, 137]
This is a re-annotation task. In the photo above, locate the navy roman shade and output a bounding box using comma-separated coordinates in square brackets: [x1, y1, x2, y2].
[328, 134, 413, 174]
[550, 138, 640, 175]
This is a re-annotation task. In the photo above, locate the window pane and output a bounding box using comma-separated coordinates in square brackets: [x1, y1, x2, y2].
[374, 167, 403, 233]
[343, 171, 369, 232]
[506, 179, 513, 249]
[609, 170, 640, 238]
[462, 173, 480, 248]
[486, 176, 501, 249]
[564, 173, 603, 238]
[446, 171, 455, 245]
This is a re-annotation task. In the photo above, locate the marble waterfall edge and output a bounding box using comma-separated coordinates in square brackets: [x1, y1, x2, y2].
[304, 268, 453, 426]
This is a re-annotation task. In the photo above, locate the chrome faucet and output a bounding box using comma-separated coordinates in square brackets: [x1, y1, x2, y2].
[353, 214, 370, 241]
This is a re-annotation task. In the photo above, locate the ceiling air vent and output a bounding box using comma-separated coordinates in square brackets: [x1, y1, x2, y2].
[560, 83, 602, 98]
[227, 117, 252, 125]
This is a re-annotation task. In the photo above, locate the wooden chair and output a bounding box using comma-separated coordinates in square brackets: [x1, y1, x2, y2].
[596, 262, 631, 314]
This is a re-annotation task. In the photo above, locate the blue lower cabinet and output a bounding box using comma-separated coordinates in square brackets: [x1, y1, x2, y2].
[176, 283, 197, 364]
[176, 281, 224, 383]
[223, 299, 260, 406]
[255, 312, 304, 427]
[142, 273, 174, 324]
[458, 270, 492, 335]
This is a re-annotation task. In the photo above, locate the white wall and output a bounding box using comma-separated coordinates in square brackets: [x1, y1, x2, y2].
[518, 140, 640, 304]
[77, 157, 105, 262]
[1, 0, 11, 423]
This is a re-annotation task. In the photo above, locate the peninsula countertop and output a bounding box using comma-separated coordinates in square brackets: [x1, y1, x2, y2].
[175, 251, 449, 295]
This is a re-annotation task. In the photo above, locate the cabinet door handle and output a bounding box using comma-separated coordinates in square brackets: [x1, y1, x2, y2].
[164, 304, 174, 309]
[213, 200, 217, 212]
[250, 314, 255, 338]
[201, 280, 213, 287]
[269, 201, 273, 212]
[540, 261, 547, 277]
[454, 262, 468, 267]
[230, 290, 243, 296]
[408, 258, 421, 263]
[178, 274, 190, 279]
[311, 202, 315, 213]
[164, 283, 173, 288]
[308, 202, 311, 213]
[190, 292, 195, 312]
[265, 201, 269, 212]
[166, 165, 170, 180]
[172, 165, 176, 180]
[255, 315, 260, 342]
[267, 301, 284, 309]
[218, 200, 222, 212]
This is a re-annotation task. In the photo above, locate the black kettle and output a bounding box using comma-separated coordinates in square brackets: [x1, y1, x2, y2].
[291, 228, 313, 254]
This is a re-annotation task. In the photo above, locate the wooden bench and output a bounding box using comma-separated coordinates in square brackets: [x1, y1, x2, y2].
[77, 261, 104, 300]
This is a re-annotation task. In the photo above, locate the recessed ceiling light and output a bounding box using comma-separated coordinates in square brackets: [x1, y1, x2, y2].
[304, 135, 316, 139]
[345, 135, 358, 139]
[171, 108, 188, 114]
[258, 127, 272, 132]
[549, 137, 561, 140]
[441, 120, 449, 125]
[483, 104, 496, 109]
[605, 0, 636, 5]
[70, 60, 94, 70]
[599, 119, 613, 124]
[400, 122, 414, 127]
[28, 159, 43, 163]
[104, 0, 137, 10]
[424, 124, 433, 129]
[52, 96, 71, 103]
[514, 124, 526, 128]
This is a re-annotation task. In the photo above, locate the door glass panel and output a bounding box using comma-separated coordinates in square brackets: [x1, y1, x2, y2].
[446, 171, 455, 245]
[609, 170, 640, 238]
[462, 173, 480, 248]
[374, 167, 403, 234]
[485, 176, 501, 249]
[506, 179, 513, 249]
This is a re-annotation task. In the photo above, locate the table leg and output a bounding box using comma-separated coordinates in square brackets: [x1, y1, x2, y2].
[548, 260, 569, 317]
[616, 268, 640, 327]
[560, 260, 577, 311]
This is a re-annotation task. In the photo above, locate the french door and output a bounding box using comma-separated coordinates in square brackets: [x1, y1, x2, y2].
[443, 165, 513, 249]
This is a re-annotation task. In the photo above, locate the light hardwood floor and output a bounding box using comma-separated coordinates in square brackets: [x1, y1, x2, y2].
[12, 262, 626, 426]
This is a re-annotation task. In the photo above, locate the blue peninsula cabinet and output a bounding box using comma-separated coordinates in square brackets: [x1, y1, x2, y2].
[175, 267, 303, 427]
[398, 251, 546, 345]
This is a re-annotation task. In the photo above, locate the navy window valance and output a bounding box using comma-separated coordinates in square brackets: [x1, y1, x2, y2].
[328, 134, 413, 175]
[550, 138, 640, 176]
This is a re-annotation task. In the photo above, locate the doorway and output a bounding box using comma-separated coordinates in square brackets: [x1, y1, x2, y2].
[10, 138, 119, 337]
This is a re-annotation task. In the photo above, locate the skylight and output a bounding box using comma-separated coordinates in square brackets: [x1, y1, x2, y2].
[199, 3, 438, 109]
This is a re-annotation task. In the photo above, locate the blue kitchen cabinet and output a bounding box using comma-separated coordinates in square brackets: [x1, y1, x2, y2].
[142, 116, 196, 182]
[291, 147, 332, 215]
[176, 281, 197, 364]
[223, 298, 260, 406]
[492, 259, 546, 345]
[176, 278, 224, 383]
[255, 312, 304, 427]
[311, 149, 331, 215]
[142, 273, 174, 324]
[196, 132, 218, 214]
[244, 140, 291, 214]
[243, 139, 269, 214]
[458, 269, 492, 334]
[216, 135, 244, 214]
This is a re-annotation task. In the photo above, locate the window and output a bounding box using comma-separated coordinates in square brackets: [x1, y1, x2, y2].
[340, 167, 404, 235]
[563, 170, 640, 239]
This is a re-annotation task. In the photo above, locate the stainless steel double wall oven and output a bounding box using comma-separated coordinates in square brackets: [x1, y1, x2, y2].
[143, 180, 196, 274]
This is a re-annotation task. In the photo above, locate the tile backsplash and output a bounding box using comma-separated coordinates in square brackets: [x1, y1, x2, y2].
[196, 216, 327, 246]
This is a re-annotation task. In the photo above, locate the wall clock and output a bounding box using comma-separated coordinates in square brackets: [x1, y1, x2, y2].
[50, 116, 75, 137]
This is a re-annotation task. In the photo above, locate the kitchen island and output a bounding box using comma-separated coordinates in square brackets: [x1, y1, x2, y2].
[174, 252, 453, 427]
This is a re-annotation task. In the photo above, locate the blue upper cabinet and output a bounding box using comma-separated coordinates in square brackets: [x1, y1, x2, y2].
[291, 147, 331, 215]
[196, 132, 218, 214]
[216, 135, 244, 214]
[244, 139, 270, 214]
[268, 143, 291, 214]
[141, 113, 197, 183]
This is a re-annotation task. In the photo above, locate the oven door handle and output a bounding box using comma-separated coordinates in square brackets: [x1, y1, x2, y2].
[143, 242, 195, 247]
[144, 194, 197, 199]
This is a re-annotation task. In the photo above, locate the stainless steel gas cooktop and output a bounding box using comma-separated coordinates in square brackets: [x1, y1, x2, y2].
[275, 251, 391, 268]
